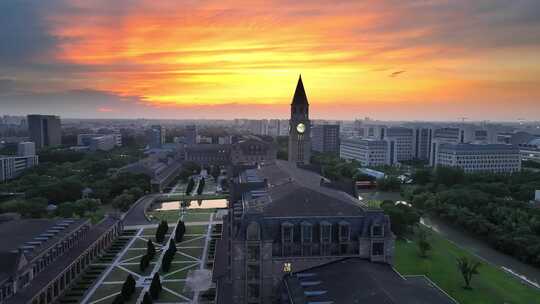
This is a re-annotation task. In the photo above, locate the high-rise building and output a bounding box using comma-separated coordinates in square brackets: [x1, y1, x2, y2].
[384, 127, 414, 164]
[148, 125, 166, 148]
[17, 142, 36, 157]
[311, 124, 340, 155]
[185, 125, 197, 145]
[288, 76, 311, 164]
[27, 115, 61, 149]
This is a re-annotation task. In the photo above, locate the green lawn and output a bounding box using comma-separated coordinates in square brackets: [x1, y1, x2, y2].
[395, 230, 540, 304]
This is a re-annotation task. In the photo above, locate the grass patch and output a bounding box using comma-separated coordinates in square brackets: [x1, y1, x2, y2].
[185, 225, 207, 235]
[395, 229, 540, 304]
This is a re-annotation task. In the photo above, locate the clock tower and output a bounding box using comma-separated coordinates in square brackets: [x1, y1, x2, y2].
[288, 75, 311, 164]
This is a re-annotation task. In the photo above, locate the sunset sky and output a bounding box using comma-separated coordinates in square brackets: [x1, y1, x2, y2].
[1, 0, 540, 120]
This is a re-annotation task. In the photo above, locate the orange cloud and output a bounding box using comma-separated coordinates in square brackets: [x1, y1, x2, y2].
[7, 0, 540, 120]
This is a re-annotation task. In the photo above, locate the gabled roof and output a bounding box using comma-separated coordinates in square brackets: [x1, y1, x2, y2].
[291, 75, 309, 106]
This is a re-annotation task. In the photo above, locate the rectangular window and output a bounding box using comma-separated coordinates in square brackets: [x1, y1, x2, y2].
[282, 225, 293, 243]
[247, 244, 260, 261]
[302, 225, 312, 243]
[372, 225, 383, 237]
[321, 224, 332, 244]
[339, 225, 350, 242]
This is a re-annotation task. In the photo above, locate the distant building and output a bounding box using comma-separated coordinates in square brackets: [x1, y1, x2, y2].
[77, 133, 122, 151]
[185, 125, 197, 145]
[520, 144, 540, 163]
[0, 217, 122, 304]
[340, 138, 388, 167]
[230, 138, 277, 165]
[17, 142, 36, 157]
[535, 190, 540, 202]
[27, 115, 61, 149]
[148, 125, 165, 148]
[0, 154, 39, 182]
[413, 127, 433, 161]
[384, 127, 414, 164]
[311, 124, 340, 155]
[435, 143, 521, 173]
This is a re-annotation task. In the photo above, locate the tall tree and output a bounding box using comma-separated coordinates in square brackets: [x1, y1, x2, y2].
[150, 273, 162, 299]
[142, 292, 153, 304]
[147, 239, 156, 259]
[416, 229, 432, 258]
[175, 220, 186, 242]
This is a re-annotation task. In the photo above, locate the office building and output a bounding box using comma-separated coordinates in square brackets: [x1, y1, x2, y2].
[434, 143, 521, 173]
[77, 134, 122, 151]
[17, 142, 36, 157]
[288, 76, 311, 164]
[413, 127, 433, 161]
[311, 124, 340, 155]
[148, 125, 165, 148]
[27, 115, 61, 149]
[0, 216, 122, 304]
[0, 155, 39, 182]
[185, 125, 197, 145]
[384, 127, 414, 164]
[340, 138, 388, 166]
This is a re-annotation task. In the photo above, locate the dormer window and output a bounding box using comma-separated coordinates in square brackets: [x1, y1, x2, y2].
[372, 225, 384, 237]
[339, 221, 350, 242]
[320, 222, 332, 244]
[301, 222, 312, 243]
[282, 223, 294, 243]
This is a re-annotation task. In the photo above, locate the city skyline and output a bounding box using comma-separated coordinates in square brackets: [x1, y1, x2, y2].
[1, 1, 540, 120]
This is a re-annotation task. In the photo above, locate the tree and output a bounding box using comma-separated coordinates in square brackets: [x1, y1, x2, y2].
[380, 201, 420, 237]
[185, 178, 195, 195]
[112, 193, 135, 212]
[140, 254, 150, 272]
[121, 274, 136, 299]
[167, 239, 177, 254]
[112, 294, 125, 304]
[197, 177, 205, 195]
[378, 176, 401, 191]
[147, 239, 156, 259]
[150, 273, 162, 299]
[412, 169, 432, 185]
[155, 220, 168, 243]
[416, 228, 432, 258]
[456, 257, 481, 289]
[175, 220, 186, 242]
[142, 291, 153, 304]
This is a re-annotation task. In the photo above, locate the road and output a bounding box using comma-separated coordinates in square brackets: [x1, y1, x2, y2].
[422, 216, 540, 289]
[123, 194, 158, 226]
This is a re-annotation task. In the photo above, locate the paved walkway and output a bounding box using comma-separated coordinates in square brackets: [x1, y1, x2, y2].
[124, 194, 158, 226]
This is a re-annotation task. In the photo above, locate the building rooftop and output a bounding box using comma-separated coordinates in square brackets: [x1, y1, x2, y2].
[284, 258, 456, 304]
[5, 216, 119, 304]
[439, 143, 519, 151]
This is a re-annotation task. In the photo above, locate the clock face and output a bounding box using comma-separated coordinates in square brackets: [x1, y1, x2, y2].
[296, 123, 306, 134]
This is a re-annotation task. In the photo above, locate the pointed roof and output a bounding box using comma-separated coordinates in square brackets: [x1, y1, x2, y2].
[291, 75, 309, 105]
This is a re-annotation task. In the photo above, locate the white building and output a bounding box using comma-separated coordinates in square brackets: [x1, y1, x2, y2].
[384, 127, 414, 164]
[340, 138, 388, 166]
[434, 143, 521, 173]
[77, 133, 122, 151]
[17, 142, 36, 157]
[0, 155, 39, 182]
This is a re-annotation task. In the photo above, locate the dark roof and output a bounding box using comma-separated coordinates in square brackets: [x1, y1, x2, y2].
[284, 258, 456, 304]
[291, 75, 309, 106]
[261, 181, 365, 217]
[6, 216, 120, 304]
[0, 218, 87, 263]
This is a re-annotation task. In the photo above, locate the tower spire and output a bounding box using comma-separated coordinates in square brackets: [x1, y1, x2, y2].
[291, 75, 309, 105]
